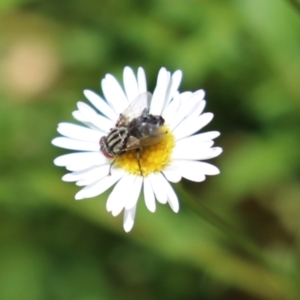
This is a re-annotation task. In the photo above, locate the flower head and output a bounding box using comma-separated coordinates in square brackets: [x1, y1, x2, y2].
[52, 67, 222, 232]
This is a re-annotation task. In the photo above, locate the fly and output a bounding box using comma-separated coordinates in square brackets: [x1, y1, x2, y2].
[100, 92, 166, 175]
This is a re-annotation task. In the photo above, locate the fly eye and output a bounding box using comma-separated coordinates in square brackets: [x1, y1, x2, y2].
[102, 150, 114, 159]
[100, 136, 114, 159]
[99, 136, 105, 148]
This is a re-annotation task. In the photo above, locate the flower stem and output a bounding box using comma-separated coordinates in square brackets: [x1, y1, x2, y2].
[177, 186, 283, 272]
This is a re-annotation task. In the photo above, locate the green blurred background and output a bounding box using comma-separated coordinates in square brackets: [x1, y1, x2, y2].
[1, 0, 300, 299]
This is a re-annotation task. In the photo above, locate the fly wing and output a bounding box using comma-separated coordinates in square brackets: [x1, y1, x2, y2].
[125, 127, 167, 151]
[138, 126, 167, 147]
[116, 92, 152, 127]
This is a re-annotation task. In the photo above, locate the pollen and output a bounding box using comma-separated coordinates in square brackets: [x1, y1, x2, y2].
[115, 126, 175, 176]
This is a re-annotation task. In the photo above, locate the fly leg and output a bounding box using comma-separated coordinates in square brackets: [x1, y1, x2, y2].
[108, 158, 116, 176]
[136, 148, 143, 176]
[108, 152, 125, 176]
[108, 153, 123, 176]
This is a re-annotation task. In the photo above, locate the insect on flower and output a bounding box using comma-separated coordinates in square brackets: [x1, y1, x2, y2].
[99, 92, 167, 175]
[52, 66, 223, 232]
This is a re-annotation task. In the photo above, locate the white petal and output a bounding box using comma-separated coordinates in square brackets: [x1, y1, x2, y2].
[106, 175, 133, 216]
[76, 164, 111, 186]
[123, 206, 137, 233]
[137, 67, 147, 94]
[180, 91, 193, 101]
[195, 89, 205, 100]
[83, 89, 118, 121]
[62, 167, 94, 182]
[172, 113, 214, 140]
[197, 162, 220, 175]
[172, 145, 222, 161]
[175, 135, 214, 150]
[169, 91, 206, 131]
[143, 176, 156, 212]
[125, 176, 143, 210]
[106, 175, 142, 216]
[150, 67, 170, 115]
[66, 155, 107, 172]
[172, 134, 215, 160]
[162, 91, 181, 121]
[189, 131, 220, 141]
[175, 160, 220, 176]
[162, 167, 182, 183]
[77, 102, 113, 133]
[123, 67, 139, 102]
[166, 91, 192, 129]
[161, 177, 179, 212]
[174, 162, 206, 182]
[57, 123, 100, 143]
[165, 70, 182, 105]
[187, 100, 206, 119]
[75, 169, 124, 200]
[101, 74, 128, 115]
[54, 152, 102, 167]
[62, 164, 108, 183]
[76, 101, 98, 118]
[149, 172, 168, 204]
[72, 111, 103, 132]
[181, 171, 205, 182]
[52, 137, 99, 151]
[200, 147, 223, 160]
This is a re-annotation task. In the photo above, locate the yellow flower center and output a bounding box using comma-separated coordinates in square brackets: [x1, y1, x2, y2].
[115, 126, 175, 176]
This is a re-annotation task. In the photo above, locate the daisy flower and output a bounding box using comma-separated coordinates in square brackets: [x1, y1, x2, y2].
[52, 67, 222, 232]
